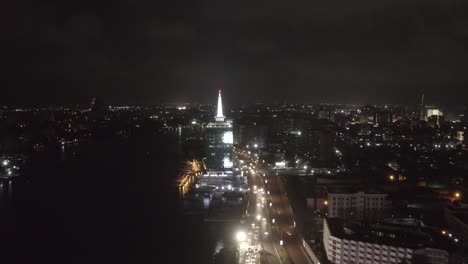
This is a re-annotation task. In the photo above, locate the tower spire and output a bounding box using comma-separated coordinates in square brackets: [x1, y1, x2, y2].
[215, 89, 225, 122]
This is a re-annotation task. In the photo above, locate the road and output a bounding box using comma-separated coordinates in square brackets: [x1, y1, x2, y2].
[237, 150, 313, 264]
[267, 175, 312, 264]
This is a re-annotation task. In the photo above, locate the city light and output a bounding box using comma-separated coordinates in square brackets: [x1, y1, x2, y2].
[256, 214, 261, 221]
[280, 240, 283, 246]
[236, 231, 247, 242]
[455, 192, 461, 199]
[389, 175, 395, 181]
[222, 131, 233, 144]
[324, 200, 328, 206]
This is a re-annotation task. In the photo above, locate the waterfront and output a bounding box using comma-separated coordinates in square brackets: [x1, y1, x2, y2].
[0, 130, 219, 264]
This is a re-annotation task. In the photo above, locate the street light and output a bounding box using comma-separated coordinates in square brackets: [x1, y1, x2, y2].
[280, 240, 283, 246]
[236, 231, 247, 242]
[256, 214, 261, 221]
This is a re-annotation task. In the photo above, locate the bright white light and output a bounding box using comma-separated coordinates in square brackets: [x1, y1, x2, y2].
[195, 184, 199, 188]
[275, 161, 286, 168]
[223, 157, 233, 168]
[454, 238, 459, 242]
[269, 203, 272, 207]
[272, 219, 275, 224]
[222, 131, 233, 144]
[236, 231, 247, 242]
[265, 180, 268, 184]
[256, 214, 261, 221]
[254, 144, 258, 148]
[2, 160, 8, 166]
[280, 240, 283, 246]
[304, 165, 308, 170]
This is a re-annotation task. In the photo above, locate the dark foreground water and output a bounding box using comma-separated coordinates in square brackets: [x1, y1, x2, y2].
[0, 131, 216, 264]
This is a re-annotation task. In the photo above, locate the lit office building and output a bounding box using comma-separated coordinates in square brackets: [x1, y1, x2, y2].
[203, 90, 233, 171]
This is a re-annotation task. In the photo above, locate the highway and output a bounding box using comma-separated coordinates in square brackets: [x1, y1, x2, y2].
[237, 150, 313, 264]
[238, 160, 281, 264]
[267, 175, 312, 264]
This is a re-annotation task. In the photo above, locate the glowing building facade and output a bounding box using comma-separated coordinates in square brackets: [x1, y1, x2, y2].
[204, 90, 233, 171]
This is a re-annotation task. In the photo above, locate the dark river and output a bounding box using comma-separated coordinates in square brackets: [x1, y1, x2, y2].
[0, 131, 217, 264]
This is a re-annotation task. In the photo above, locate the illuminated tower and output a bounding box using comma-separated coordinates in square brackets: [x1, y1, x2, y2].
[204, 89, 233, 171]
[215, 89, 225, 122]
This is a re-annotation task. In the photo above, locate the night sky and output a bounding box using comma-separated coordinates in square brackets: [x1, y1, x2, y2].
[3, 0, 468, 106]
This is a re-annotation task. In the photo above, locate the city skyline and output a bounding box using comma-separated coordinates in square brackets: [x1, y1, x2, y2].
[2, 1, 468, 264]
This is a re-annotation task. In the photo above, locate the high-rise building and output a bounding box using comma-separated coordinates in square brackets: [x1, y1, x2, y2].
[420, 93, 426, 121]
[323, 218, 449, 264]
[327, 191, 388, 221]
[203, 90, 233, 171]
[373, 111, 393, 127]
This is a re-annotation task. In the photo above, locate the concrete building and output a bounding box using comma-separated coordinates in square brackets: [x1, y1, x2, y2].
[323, 218, 449, 264]
[328, 191, 388, 221]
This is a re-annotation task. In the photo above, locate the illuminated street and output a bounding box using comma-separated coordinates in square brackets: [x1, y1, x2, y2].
[237, 149, 314, 264]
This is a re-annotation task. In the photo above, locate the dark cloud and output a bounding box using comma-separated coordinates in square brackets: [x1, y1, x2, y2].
[2, 0, 468, 106]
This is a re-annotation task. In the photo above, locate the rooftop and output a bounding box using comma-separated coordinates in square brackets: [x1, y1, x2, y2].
[326, 218, 439, 249]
